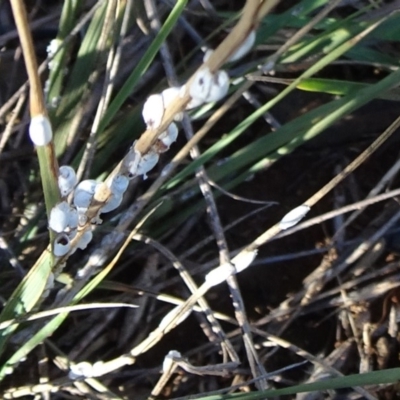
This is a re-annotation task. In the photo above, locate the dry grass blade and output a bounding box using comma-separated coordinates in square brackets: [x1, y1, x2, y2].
[9, 0, 60, 221]
[241, 114, 400, 254]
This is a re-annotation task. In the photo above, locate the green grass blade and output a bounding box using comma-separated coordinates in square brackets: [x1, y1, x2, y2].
[52, 2, 107, 155]
[193, 368, 400, 399]
[0, 250, 52, 359]
[207, 67, 400, 183]
[46, 0, 81, 112]
[36, 145, 61, 223]
[163, 13, 392, 191]
[0, 257, 129, 381]
[295, 78, 400, 101]
[97, 0, 188, 135]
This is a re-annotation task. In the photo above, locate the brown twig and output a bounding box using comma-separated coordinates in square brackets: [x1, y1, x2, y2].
[9, 0, 60, 222]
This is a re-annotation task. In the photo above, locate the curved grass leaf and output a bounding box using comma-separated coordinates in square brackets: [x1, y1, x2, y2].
[0, 249, 52, 359]
[46, 0, 81, 113]
[52, 1, 107, 155]
[163, 13, 392, 192]
[191, 368, 400, 400]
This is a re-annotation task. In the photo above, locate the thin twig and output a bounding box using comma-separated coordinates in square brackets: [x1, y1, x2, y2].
[76, 0, 119, 181]
[9, 0, 45, 117]
[0, 91, 27, 155]
[240, 114, 400, 255]
[332, 156, 400, 242]
[302, 208, 400, 305]
[9, 0, 60, 222]
[145, 0, 240, 370]
[0, 2, 103, 123]
[134, 233, 238, 362]
[276, 187, 400, 239]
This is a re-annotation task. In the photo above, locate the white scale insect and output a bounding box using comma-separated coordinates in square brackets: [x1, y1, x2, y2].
[58, 165, 77, 197]
[73, 179, 99, 212]
[125, 148, 160, 180]
[188, 67, 230, 105]
[279, 205, 310, 230]
[53, 233, 71, 257]
[49, 201, 78, 233]
[203, 30, 256, 64]
[157, 123, 179, 153]
[29, 115, 53, 146]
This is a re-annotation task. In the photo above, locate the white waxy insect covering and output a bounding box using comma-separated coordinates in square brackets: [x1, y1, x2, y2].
[228, 30, 256, 62]
[142, 94, 164, 129]
[124, 148, 141, 179]
[163, 350, 181, 372]
[184, 91, 204, 109]
[206, 70, 230, 103]
[126, 148, 159, 179]
[158, 122, 179, 151]
[233, 249, 258, 273]
[161, 87, 183, 121]
[76, 230, 93, 250]
[136, 150, 159, 179]
[279, 205, 310, 230]
[53, 233, 71, 257]
[202, 49, 214, 63]
[69, 362, 94, 379]
[49, 201, 78, 233]
[100, 192, 123, 214]
[58, 165, 77, 197]
[73, 180, 98, 210]
[189, 67, 230, 104]
[108, 174, 129, 195]
[205, 263, 236, 286]
[189, 67, 214, 103]
[29, 115, 53, 146]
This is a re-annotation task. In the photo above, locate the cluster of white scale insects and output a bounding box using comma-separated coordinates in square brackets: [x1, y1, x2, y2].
[33, 30, 256, 258]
